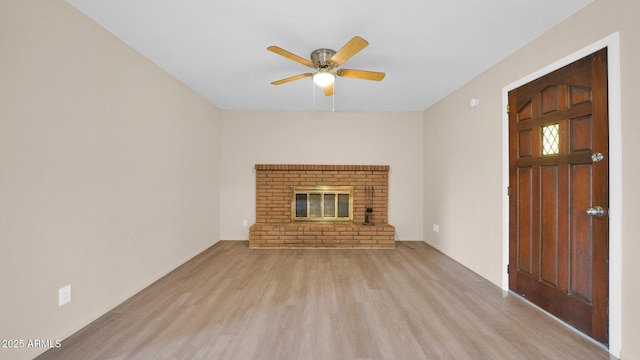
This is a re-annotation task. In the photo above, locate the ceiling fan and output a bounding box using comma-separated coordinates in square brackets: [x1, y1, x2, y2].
[267, 36, 386, 96]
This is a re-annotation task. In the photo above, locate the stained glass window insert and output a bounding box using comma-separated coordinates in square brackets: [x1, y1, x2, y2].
[542, 123, 559, 155]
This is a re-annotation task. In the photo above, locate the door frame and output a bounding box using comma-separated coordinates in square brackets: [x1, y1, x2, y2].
[501, 32, 621, 356]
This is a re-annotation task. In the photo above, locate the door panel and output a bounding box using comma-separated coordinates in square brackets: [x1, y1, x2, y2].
[517, 167, 533, 275]
[509, 49, 609, 344]
[540, 165, 558, 286]
[570, 164, 593, 301]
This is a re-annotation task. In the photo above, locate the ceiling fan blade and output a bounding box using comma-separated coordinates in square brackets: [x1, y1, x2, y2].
[329, 36, 369, 66]
[337, 69, 386, 81]
[323, 83, 334, 96]
[270, 73, 313, 85]
[267, 46, 314, 67]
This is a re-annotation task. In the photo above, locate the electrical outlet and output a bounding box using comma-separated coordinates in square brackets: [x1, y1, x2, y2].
[242, 219, 248, 227]
[58, 285, 71, 307]
[433, 224, 440, 233]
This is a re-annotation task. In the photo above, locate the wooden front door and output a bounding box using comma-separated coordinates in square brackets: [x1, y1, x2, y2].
[508, 49, 609, 344]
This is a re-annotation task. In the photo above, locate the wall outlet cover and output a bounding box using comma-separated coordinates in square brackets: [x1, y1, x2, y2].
[59, 285, 71, 307]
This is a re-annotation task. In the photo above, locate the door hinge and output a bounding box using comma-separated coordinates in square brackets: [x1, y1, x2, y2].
[507, 186, 511, 197]
[507, 264, 510, 274]
[507, 104, 510, 114]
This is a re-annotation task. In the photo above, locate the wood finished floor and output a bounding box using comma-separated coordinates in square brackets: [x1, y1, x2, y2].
[36, 241, 609, 360]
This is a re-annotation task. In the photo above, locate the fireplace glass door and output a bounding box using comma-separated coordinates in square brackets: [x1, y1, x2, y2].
[291, 186, 353, 222]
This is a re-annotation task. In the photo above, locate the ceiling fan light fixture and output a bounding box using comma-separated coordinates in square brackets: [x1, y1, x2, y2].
[313, 70, 335, 87]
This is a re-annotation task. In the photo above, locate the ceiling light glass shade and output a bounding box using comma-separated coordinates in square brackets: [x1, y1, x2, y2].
[313, 71, 336, 87]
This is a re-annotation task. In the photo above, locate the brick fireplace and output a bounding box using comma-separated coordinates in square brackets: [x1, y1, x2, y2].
[249, 164, 395, 248]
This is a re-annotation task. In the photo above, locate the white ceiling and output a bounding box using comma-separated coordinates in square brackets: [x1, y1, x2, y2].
[65, 0, 592, 112]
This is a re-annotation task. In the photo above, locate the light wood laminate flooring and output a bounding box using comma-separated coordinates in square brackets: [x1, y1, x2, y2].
[36, 241, 610, 359]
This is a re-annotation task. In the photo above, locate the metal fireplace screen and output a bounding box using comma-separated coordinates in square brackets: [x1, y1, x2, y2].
[291, 186, 353, 222]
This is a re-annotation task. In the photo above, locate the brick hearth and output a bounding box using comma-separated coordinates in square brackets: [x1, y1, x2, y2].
[249, 164, 395, 248]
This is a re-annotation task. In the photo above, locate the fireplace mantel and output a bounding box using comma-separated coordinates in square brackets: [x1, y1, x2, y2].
[249, 164, 395, 249]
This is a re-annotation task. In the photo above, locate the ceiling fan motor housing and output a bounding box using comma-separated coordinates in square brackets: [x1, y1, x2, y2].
[311, 48, 336, 70]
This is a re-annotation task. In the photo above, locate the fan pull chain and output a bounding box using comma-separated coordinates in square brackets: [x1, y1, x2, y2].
[312, 79, 316, 110]
[311, 79, 336, 111]
[332, 81, 335, 112]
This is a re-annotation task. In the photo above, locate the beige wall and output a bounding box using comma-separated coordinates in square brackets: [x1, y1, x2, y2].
[219, 110, 424, 241]
[423, 0, 639, 357]
[0, 1, 221, 359]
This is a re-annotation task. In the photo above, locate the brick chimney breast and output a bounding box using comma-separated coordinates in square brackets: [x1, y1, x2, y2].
[249, 164, 395, 249]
